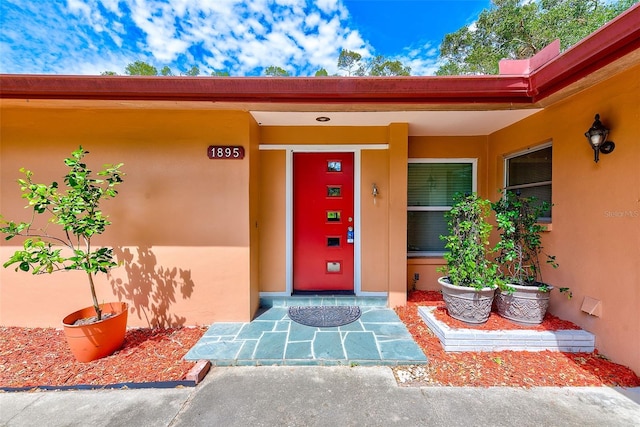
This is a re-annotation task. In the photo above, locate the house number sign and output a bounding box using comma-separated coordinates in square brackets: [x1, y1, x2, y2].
[208, 146, 245, 159]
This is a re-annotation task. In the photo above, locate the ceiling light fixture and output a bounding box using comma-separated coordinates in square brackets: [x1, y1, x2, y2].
[315, 116, 330, 122]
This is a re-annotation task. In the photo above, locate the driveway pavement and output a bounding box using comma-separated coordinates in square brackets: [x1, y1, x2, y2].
[2, 366, 639, 427]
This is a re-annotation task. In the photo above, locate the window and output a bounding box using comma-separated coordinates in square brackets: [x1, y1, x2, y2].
[407, 160, 476, 256]
[504, 144, 552, 220]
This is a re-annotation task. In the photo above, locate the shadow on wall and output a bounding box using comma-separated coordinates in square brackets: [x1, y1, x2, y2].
[109, 246, 195, 328]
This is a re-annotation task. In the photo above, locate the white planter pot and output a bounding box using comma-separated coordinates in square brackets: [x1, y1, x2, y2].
[438, 277, 496, 325]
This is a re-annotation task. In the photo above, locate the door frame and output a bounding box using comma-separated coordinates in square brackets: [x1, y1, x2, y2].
[260, 144, 388, 296]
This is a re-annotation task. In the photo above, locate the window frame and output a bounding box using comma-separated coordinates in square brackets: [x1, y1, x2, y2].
[407, 158, 478, 257]
[503, 142, 552, 222]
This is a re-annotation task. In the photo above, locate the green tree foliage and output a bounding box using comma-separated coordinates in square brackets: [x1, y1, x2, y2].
[337, 49, 365, 76]
[106, 50, 412, 77]
[125, 60, 158, 76]
[369, 56, 411, 76]
[183, 65, 200, 76]
[1, 147, 124, 320]
[264, 66, 290, 76]
[438, 193, 499, 290]
[338, 50, 411, 76]
[437, 0, 638, 75]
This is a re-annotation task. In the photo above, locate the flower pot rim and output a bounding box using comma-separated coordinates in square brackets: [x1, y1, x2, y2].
[500, 282, 554, 292]
[438, 276, 498, 291]
[62, 301, 128, 328]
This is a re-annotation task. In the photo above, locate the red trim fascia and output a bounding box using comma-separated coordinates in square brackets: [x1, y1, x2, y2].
[530, 4, 640, 101]
[0, 74, 532, 105]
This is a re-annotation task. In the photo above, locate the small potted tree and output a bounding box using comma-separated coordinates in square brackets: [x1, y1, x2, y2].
[437, 193, 500, 324]
[1, 147, 127, 362]
[491, 191, 570, 324]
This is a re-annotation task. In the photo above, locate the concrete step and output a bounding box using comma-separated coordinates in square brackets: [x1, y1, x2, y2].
[260, 295, 388, 308]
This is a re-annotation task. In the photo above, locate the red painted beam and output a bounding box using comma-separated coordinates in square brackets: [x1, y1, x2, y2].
[0, 74, 532, 105]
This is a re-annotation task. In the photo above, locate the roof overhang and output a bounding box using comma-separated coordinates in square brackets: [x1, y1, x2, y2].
[1, 4, 638, 136]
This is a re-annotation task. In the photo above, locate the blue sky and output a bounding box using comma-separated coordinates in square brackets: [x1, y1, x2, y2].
[0, 0, 491, 76]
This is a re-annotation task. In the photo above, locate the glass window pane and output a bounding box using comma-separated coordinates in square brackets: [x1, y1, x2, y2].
[408, 163, 472, 206]
[327, 261, 341, 273]
[326, 211, 341, 222]
[327, 161, 342, 172]
[327, 186, 341, 197]
[507, 185, 552, 219]
[407, 211, 448, 252]
[507, 146, 552, 186]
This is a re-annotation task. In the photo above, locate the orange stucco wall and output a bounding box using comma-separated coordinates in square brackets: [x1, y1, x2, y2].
[361, 149, 389, 293]
[1, 107, 259, 327]
[249, 117, 261, 319]
[406, 135, 489, 292]
[387, 123, 409, 307]
[488, 63, 640, 374]
[259, 126, 388, 146]
[258, 149, 287, 293]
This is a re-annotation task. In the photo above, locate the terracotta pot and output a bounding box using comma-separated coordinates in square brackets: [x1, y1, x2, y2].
[438, 277, 496, 324]
[62, 302, 128, 363]
[495, 283, 553, 325]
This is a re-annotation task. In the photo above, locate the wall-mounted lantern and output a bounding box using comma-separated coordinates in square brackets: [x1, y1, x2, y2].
[584, 114, 615, 163]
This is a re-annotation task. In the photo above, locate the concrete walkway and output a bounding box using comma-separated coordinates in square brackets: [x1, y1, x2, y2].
[2, 366, 639, 427]
[185, 296, 427, 366]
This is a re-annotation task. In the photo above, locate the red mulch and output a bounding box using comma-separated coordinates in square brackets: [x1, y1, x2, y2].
[415, 290, 581, 331]
[2, 292, 639, 389]
[0, 326, 206, 389]
[394, 290, 640, 387]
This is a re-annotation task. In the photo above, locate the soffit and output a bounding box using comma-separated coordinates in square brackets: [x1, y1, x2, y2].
[250, 109, 542, 136]
[0, 97, 540, 136]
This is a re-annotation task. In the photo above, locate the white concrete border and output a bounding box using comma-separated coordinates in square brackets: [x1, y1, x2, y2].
[418, 306, 595, 353]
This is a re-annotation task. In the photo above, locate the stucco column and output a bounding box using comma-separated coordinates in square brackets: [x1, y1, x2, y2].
[248, 117, 261, 320]
[387, 123, 408, 308]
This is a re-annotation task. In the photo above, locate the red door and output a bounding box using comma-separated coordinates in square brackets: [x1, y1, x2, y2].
[293, 152, 354, 292]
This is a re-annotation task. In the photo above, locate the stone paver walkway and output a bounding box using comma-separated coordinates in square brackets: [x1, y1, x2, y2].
[185, 296, 427, 366]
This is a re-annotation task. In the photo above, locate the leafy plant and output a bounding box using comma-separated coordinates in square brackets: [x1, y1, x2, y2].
[0, 147, 125, 320]
[492, 191, 570, 297]
[437, 0, 636, 75]
[438, 193, 500, 290]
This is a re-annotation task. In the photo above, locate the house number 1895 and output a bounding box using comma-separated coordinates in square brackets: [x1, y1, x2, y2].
[208, 146, 245, 159]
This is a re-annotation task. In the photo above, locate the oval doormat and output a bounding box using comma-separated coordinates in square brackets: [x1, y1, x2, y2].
[288, 306, 361, 327]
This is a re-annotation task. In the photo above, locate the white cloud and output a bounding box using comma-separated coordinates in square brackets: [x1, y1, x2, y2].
[316, 0, 340, 15]
[0, 0, 444, 76]
[66, 0, 92, 19]
[397, 42, 440, 76]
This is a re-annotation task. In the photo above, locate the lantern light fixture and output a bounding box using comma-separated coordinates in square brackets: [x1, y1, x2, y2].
[584, 114, 615, 163]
